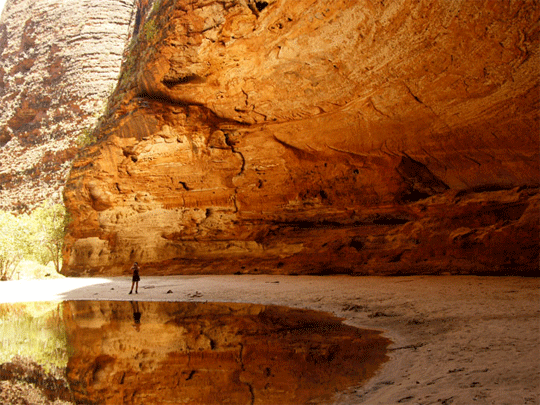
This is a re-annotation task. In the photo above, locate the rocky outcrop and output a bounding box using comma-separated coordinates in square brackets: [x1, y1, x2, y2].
[0, 0, 138, 211]
[64, 301, 389, 405]
[63, 0, 539, 276]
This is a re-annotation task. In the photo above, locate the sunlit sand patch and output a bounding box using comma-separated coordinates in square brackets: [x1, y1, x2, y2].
[0, 278, 112, 303]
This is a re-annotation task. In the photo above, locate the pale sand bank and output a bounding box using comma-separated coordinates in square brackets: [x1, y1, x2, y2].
[0, 275, 538, 404]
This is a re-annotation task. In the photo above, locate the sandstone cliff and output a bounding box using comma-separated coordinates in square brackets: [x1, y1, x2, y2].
[0, 0, 139, 211]
[63, 0, 539, 276]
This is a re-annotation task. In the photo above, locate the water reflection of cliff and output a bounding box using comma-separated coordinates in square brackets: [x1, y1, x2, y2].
[63, 301, 390, 405]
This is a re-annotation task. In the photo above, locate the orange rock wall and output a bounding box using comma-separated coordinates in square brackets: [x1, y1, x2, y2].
[63, 0, 539, 276]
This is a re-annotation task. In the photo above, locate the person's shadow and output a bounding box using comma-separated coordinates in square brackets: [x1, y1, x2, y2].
[131, 301, 142, 332]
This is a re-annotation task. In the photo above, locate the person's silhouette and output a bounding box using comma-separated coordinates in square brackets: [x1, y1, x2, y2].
[129, 262, 140, 294]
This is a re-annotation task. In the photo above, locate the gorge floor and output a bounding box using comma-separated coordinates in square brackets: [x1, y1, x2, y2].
[0, 275, 538, 404]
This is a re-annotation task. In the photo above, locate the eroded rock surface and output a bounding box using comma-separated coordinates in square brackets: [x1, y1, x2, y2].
[0, 0, 139, 211]
[63, 0, 539, 276]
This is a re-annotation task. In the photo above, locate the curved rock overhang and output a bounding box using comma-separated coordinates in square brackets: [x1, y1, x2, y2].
[63, 0, 539, 276]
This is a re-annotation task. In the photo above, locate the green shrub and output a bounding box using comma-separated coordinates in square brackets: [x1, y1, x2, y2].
[76, 127, 96, 147]
[29, 202, 70, 274]
[0, 211, 31, 280]
[0, 201, 69, 280]
[144, 19, 158, 42]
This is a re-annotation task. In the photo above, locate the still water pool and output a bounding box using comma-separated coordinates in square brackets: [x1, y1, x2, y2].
[0, 301, 390, 404]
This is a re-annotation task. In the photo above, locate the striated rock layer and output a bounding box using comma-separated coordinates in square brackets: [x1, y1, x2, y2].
[63, 0, 539, 276]
[0, 0, 140, 211]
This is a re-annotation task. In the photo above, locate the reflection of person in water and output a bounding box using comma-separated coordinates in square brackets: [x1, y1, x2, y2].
[131, 300, 141, 332]
[129, 262, 140, 294]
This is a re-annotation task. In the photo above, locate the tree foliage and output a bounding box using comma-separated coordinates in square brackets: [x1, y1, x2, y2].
[0, 202, 69, 280]
[29, 202, 70, 273]
[0, 211, 31, 280]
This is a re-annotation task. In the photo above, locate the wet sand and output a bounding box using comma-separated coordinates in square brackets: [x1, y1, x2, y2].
[0, 275, 538, 404]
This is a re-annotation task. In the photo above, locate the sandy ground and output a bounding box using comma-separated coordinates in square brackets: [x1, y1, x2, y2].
[0, 275, 538, 405]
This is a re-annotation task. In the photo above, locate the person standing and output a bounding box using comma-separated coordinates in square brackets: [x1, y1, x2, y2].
[129, 262, 140, 294]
